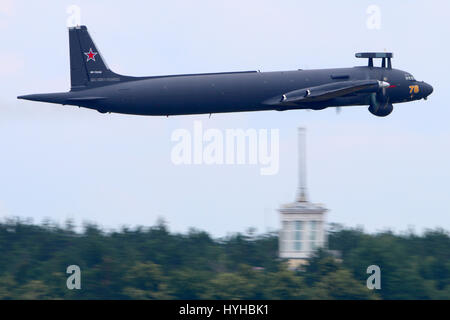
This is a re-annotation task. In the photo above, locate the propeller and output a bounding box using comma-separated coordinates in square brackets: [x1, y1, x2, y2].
[371, 62, 391, 114]
[379, 57, 391, 99]
[369, 78, 393, 117]
[378, 79, 390, 99]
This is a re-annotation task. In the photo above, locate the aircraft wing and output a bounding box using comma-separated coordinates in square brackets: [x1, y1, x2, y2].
[263, 79, 387, 106]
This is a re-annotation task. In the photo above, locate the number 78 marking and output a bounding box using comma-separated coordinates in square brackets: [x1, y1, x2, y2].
[409, 85, 419, 94]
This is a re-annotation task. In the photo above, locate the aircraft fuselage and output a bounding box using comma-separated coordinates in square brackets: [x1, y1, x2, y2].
[18, 26, 433, 117]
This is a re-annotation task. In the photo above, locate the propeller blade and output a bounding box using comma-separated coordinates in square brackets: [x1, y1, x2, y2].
[378, 80, 390, 97]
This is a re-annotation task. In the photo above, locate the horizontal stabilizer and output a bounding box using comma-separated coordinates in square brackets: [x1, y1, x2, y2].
[17, 93, 70, 104]
[65, 97, 106, 102]
[17, 93, 106, 106]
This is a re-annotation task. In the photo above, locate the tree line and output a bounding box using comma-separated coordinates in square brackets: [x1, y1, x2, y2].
[0, 218, 448, 299]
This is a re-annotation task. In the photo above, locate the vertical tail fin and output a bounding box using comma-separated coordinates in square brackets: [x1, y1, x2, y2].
[69, 26, 131, 90]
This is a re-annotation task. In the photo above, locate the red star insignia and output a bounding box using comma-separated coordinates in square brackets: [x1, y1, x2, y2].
[84, 48, 98, 62]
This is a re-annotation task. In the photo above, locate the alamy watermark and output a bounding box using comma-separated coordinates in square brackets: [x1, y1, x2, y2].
[171, 121, 280, 175]
[366, 265, 381, 289]
[66, 265, 81, 290]
[66, 5, 81, 27]
[366, 5, 381, 30]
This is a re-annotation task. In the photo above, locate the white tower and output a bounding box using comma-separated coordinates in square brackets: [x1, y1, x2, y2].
[278, 128, 328, 265]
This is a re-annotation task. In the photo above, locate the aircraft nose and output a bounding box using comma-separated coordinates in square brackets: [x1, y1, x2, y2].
[422, 82, 433, 99]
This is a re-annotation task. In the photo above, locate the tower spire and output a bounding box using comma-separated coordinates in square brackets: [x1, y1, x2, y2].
[296, 127, 308, 202]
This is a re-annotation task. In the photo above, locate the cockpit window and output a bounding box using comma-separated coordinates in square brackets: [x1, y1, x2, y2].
[405, 74, 415, 81]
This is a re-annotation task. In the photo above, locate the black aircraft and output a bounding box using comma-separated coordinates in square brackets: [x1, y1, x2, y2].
[18, 26, 433, 117]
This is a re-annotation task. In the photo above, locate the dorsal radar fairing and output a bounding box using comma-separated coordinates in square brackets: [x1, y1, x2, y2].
[355, 52, 393, 69]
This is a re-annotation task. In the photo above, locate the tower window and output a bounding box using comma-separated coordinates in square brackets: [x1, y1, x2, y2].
[280, 220, 305, 252]
[308, 221, 321, 251]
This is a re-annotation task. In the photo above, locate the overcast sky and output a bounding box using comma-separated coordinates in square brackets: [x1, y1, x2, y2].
[0, 0, 449, 236]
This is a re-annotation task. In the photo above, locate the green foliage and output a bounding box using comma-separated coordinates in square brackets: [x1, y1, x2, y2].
[0, 219, 448, 300]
